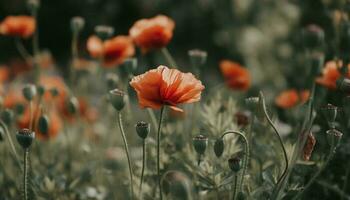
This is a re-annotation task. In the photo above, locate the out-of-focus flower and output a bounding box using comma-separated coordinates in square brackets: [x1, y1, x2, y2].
[129, 15, 175, 53]
[130, 65, 204, 112]
[0, 66, 10, 83]
[316, 60, 350, 89]
[3, 90, 26, 109]
[17, 105, 62, 140]
[275, 89, 310, 109]
[87, 35, 135, 67]
[303, 132, 316, 161]
[0, 16, 35, 38]
[39, 76, 68, 102]
[220, 60, 250, 91]
[57, 97, 97, 123]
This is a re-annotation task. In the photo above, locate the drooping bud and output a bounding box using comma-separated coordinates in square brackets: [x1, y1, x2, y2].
[1, 109, 14, 125]
[22, 84, 37, 101]
[94, 25, 114, 40]
[16, 128, 35, 149]
[228, 156, 241, 173]
[38, 115, 49, 135]
[106, 73, 119, 90]
[321, 104, 338, 129]
[337, 77, 350, 93]
[135, 121, 150, 139]
[214, 138, 224, 157]
[192, 135, 208, 155]
[301, 24, 324, 49]
[109, 89, 126, 111]
[188, 49, 208, 67]
[70, 16, 85, 33]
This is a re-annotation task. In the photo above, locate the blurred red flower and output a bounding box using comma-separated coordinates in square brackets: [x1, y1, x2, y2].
[220, 60, 250, 91]
[275, 89, 310, 109]
[0, 16, 35, 38]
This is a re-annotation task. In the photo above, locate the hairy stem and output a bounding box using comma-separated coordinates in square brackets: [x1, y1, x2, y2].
[157, 107, 165, 200]
[232, 174, 238, 200]
[117, 112, 134, 200]
[139, 140, 146, 199]
[23, 149, 29, 200]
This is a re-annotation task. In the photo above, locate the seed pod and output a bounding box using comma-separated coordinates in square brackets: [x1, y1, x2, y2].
[214, 138, 224, 157]
[321, 104, 338, 129]
[16, 128, 35, 149]
[22, 84, 37, 101]
[301, 24, 324, 49]
[188, 49, 208, 67]
[109, 89, 126, 111]
[326, 129, 343, 147]
[94, 25, 114, 40]
[192, 135, 208, 155]
[135, 121, 150, 139]
[38, 115, 49, 135]
[228, 156, 241, 173]
[36, 85, 45, 97]
[70, 16, 85, 33]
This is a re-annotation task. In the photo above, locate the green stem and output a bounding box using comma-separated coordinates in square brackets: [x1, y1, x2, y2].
[15, 38, 33, 62]
[157, 107, 165, 200]
[0, 120, 20, 164]
[70, 31, 78, 88]
[232, 174, 238, 200]
[259, 92, 288, 185]
[29, 101, 33, 131]
[117, 112, 134, 200]
[23, 149, 29, 200]
[292, 136, 338, 200]
[221, 130, 249, 195]
[139, 140, 146, 199]
[161, 48, 177, 69]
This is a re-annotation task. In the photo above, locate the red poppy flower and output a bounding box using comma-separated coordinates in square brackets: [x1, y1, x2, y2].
[220, 60, 250, 91]
[0, 16, 35, 38]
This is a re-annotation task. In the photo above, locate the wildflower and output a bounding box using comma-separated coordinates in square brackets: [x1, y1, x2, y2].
[130, 65, 204, 112]
[316, 60, 350, 90]
[87, 35, 135, 67]
[220, 60, 250, 91]
[129, 15, 175, 52]
[275, 89, 310, 109]
[303, 132, 316, 161]
[0, 16, 35, 38]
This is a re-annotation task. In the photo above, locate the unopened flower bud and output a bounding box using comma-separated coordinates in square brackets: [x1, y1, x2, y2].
[16, 128, 35, 149]
[94, 25, 114, 40]
[106, 73, 119, 90]
[124, 58, 138, 76]
[1, 109, 14, 125]
[38, 115, 49, 135]
[228, 156, 241, 172]
[109, 89, 126, 111]
[321, 104, 338, 129]
[36, 85, 45, 97]
[70, 16, 85, 33]
[192, 135, 208, 155]
[188, 49, 208, 67]
[22, 84, 37, 101]
[301, 24, 324, 49]
[214, 138, 224, 157]
[337, 77, 350, 93]
[50, 88, 59, 97]
[66, 97, 79, 115]
[135, 121, 150, 139]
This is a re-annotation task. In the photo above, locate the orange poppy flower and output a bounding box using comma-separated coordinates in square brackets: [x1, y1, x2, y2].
[57, 97, 97, 123]
[0, 66, 10, 83]
[3, 89, 26, 109]
[17, 106, 62, 140]
[87, 35, 135, 67]
[275, 89, 310, 109]
[129, 15, 175, 52]
[220, 60, 250, 91]
[315, 60, 350, 89]
[130, 65, 204, 112]
[39, 76, 68, 102]
[0, 16, 35, 38]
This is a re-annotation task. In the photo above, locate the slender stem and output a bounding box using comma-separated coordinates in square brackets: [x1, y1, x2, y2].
[23, 149, 29, 200]
[292, 136, 338, 200]
[259, 92, 288, 185]
[29, 101, 34, 131]
[157, 107, 165, 200]
[221, 131, 249, 195]
[70, 31, 78, 88]
[139, 140, 146, 199]
[232, 174, 238, 200]
[0, 120, 20, 164]
[161, 48, 177, 69]
[15, 38, 33, 62]
[117, 112, 134, 200]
